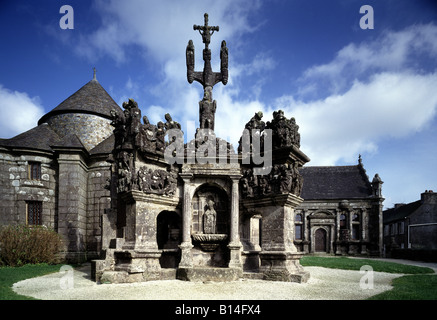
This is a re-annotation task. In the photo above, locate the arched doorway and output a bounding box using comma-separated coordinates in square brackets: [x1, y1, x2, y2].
[315, 228, 327, 252]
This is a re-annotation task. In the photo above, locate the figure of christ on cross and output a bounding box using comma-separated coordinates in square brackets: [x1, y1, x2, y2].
[193, 13, 219, 49]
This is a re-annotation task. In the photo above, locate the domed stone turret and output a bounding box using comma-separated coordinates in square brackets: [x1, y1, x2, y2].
[38, 71, 122, 151]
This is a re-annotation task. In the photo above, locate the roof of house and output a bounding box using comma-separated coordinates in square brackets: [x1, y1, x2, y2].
[383, 200, 422, 224]
[37, 78, 122, 125]
[300, 164, 373, 200]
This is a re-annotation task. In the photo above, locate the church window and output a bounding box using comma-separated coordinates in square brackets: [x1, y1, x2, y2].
[29, 162, 41, 180]
[295, 225, 302, 240]
[295, 213, 303, 240]
[351, 224, 360, 240]
[27, 201, 42, 225]
[352, 213, 359, 222]
[340, 214, 347, 229]
[351, 212, 360, 240]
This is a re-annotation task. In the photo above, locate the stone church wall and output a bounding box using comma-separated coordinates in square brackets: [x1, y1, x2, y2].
[0, 151, 57, 228]
[46, 114, 113, 151]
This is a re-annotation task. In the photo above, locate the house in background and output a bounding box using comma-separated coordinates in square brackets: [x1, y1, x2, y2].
[294, 158, 384, 257]
[383, 190, 437, 261]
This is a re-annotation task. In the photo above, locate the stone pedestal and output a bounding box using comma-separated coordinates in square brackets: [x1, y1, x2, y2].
[241, 193, 310, 283]
[259, 252, 309, 283]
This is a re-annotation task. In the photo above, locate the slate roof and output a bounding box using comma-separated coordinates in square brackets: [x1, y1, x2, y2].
[89, 134, 114, 156]
[383, 200, 422, 224]
[0, 123, 61, 152]
[38, 78, 122, 125]
[300, 165, 373, 200]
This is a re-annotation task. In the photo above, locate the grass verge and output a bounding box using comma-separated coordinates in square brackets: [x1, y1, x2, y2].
[300, 256, 437, 300]
[0, 263, 64, 300]
[368, 274, 437, 300]
[300, 256, 434, 274]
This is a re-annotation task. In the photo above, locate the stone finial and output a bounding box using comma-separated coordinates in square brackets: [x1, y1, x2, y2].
[93, 67, 97, 81]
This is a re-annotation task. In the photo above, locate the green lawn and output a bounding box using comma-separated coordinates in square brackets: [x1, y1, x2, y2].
[0, 263, 64, 300]
[300, 256, 437, 300]
[368, 274, 437, 300]
[300, 256, 434, 274]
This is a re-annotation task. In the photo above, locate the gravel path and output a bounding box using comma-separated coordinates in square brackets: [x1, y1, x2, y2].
[12, 264, 404, 300]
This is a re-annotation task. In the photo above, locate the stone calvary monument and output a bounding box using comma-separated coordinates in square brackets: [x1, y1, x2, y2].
[92, 13, 311, 283]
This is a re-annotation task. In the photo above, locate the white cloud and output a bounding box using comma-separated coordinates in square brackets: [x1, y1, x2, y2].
[274, 72, 437, 165]
[77, 0, 262, 65]
[275, 23, 437, 165]
[0, 85, 45, 139]
[300, 23, 437, 97]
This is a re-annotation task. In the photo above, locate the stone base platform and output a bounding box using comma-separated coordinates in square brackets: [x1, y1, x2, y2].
[177, 267, 243, 282]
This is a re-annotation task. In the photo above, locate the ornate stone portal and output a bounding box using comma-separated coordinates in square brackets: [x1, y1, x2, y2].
[92, 13, 310, 284]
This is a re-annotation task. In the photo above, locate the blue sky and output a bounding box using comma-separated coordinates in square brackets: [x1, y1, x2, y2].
[1, 0, 437, 208]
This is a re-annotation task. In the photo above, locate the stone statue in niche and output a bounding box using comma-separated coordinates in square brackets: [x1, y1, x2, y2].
[203, 199, 217, 234]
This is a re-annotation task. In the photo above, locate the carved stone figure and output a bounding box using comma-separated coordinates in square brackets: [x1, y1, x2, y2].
[138, 115, 157, 152]
[203, 199, 217, 234]
[199, 88, 217, 130]
[240, 163, 304, 198]
[220, 40, 228, 85]
[136, 166, 178, 196]
[155, 121, 166, 154]
[265, 110, 301, 149]
[164, 113, 181, 130]
[238, 111, 266, 153]
[186, 40, 195, 84]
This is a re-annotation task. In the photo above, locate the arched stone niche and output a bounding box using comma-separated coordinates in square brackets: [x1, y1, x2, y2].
[191, 184, 229, 235]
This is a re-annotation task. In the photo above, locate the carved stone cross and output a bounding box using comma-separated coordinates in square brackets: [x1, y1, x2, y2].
[193, 13, 219, 49]
[186, 13, 228, 130]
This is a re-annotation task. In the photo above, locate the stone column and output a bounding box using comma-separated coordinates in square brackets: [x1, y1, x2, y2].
[179, 174, 193, 268]
[361, 208, 368, 254]
[56, 152, 88, 263]
[228, 176, 242, 269]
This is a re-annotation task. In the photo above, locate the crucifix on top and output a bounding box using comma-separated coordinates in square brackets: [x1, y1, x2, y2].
[186, 13, 228, 131]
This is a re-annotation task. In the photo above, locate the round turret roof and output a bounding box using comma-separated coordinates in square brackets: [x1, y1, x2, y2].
[38, 78, 122, 125]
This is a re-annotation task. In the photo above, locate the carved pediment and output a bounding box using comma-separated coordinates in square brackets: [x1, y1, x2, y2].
[308, 210, 335, 220]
